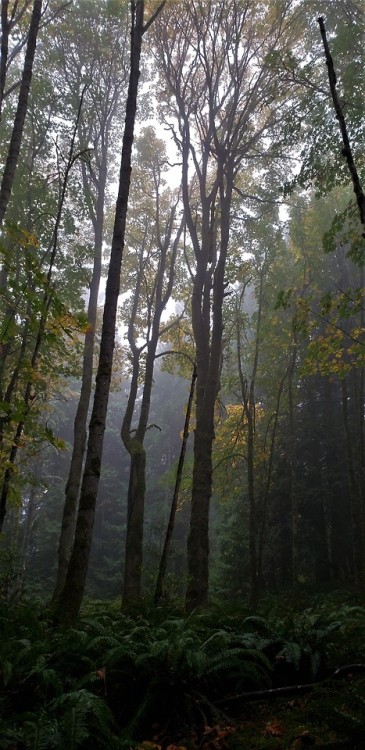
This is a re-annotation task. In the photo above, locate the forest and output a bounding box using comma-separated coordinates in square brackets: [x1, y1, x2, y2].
[0, 0, 365, 747]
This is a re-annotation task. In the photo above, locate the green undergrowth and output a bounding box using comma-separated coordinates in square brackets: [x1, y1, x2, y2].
[226, 677, 365, 749]
[0, 593, 365, 749]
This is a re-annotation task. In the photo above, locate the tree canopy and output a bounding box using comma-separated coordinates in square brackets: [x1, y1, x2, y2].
[0, 0, 364, 627]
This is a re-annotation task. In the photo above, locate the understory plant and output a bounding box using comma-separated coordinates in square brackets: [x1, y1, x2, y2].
[1, 597, 365, 748]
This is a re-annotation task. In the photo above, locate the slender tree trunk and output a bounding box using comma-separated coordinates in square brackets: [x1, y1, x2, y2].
[357, 269, 365, 567]
[341, 376, 363, 578]
[121, 202, 181, 609]
[236, 265, 264, 606]
[0, 90, 84, 532]
[51, 163, 106, 604]
[122, 314, 177, 606]
[122, 445, 146, 605]
[0, 0, 42, 227]
[121, 340, 156, 607]
[0, 0, 9, 118]
[154, 363, 196, 605]
[322, 378, 336, 579]
[246, 391, 257, 605]
[318, 17, 365, 232]
[0, 236, 34, 418]
[51, 0, 166, 626]
[11, 477, 38, 602]
[288, 343, 297, 591]
[257, 369, 287, 590]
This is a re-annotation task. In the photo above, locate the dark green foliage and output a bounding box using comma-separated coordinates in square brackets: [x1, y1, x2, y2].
[2, 597, 365, 748]
[0, 604, 120, 749]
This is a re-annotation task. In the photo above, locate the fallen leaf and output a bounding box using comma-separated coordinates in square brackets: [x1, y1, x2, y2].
[263, 721, 285, 737]
[201, 724, 236, 749]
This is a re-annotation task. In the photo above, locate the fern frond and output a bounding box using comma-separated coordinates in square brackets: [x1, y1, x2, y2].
[53, 689, 114, 749]
[241, 615, 274, 636]
[22, 713, 59, 750]
[276, 641, 303, 670]
[205, 646, 270, 677]
[87, 634, 122, 651]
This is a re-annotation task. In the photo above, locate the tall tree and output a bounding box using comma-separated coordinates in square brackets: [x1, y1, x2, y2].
[317, 15, 365, 232]
[51, 0, 129, 603]
[153, 0, 298, 610]
[52, 0, 166, 627]
[120, 127, 183, 607]
[0, 0, 42, 228]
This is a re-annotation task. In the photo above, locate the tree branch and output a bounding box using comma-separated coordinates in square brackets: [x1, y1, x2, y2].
[317, 16, 365, 234]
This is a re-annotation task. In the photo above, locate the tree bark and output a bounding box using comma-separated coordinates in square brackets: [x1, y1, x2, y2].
[288, 342, 297, 591]
[51, 169, 105, 603]
[121, 207, 182, 609]
[154, 0, 295, 611]
[186, 173, 232, 612]
[0, 0, 42, 228]
[257, 369, 287, 591]
[0, 0, 9, 118]
[341, 377, 363, 578]
[52, 0, 166, 626]
[154, 363, 196, 606]
[317, 16, 365, 233]
[51, 5, 126, 601]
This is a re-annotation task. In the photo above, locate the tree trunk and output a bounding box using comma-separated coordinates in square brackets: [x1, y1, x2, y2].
[51, 170, 105, 603]
[11, 475, 39, 603]
[341, 377, 363, 578]
[186, 412, 213, 610]
[51, 8, 125, 599]
[0, 89, 84, 531]
[0, 0, 42, 227]
[317, 16, 365, 232]
[51, 0, 163, 626]
[122, 445, 146, 605]
[121, 340, 153, 608]
[121, 184, 181, 609]
[0, 0, 9, 118]
[154, 0, 293, 611]
[154, 363, 196, 605]
[257, 369, 287, 591]
[288, 343, 297, 591]
[185, 178, 231, 613]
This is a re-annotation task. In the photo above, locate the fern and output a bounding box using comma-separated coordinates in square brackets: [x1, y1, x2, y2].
[87, 634, 122, 650]
[53, 689, 114, 749]
[241, 615, 275, 636]
[59, 698, 89, 750]
[22, 713, 59, 750]
[204, 646, 271, 685]
[0, 725, 23, 750]
[276, 640, 303, 671]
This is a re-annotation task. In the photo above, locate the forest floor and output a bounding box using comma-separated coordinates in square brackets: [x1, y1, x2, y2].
[138, 676, 365, 749]
[2, 590, 365, 750]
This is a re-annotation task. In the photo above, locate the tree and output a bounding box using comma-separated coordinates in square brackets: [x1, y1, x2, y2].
[0, 90, 87, 531]
[317, 16, 365, 232]
[153, 0, 300, 610]
[154, 361, 196, 605]
[119, 127, 183, 607]
[51, 0, 129, 603]
[0, 0, 42, 228]
[52, 0, 166, 627]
